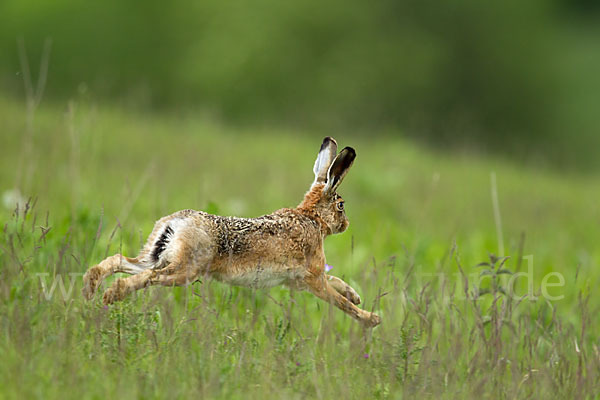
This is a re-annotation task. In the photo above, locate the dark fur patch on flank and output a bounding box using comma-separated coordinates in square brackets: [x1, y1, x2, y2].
[203, 214, 284, 257]
[152, 225, 174, 261]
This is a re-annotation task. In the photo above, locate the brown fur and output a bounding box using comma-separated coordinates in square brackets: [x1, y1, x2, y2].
[82, 139, 381, 328]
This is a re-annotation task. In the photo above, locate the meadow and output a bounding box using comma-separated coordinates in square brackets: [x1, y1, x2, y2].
[1, 96, 599, 398]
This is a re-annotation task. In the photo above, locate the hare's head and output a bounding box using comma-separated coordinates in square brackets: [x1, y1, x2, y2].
[298, 137, 356, 236]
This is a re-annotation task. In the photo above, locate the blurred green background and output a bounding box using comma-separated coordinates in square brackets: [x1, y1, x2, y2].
[2, 3, 600, 398]
[1, 0, 599, 168]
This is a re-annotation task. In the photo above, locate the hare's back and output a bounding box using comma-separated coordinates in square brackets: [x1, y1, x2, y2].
[141, 209, 319, 276]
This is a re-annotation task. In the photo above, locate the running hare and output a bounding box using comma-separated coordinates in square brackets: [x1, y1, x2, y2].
[82, 137, 381, 328]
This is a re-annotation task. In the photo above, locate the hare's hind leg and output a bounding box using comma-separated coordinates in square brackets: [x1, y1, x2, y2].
[101, 268, 156, 305]
[306, 275, 381, 328]
[82, 254, 148, 300]
[102, 261, 203, 305]
[326, 274, 361, 305]
[100, 214, 214, 304]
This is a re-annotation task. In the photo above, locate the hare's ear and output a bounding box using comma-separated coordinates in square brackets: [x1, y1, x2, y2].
[312, 137, 338, 186]
[324, 146, 356, 194]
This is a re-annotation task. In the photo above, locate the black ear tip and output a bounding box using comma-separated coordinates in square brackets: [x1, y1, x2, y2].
[321, 137, 337, 151]
[342, 146, 356, 159]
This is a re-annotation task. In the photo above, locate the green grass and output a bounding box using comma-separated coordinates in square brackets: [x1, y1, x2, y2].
[1, 97, 599, 398]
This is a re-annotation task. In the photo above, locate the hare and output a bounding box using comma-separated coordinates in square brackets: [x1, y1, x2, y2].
[82, 137, 381, 328]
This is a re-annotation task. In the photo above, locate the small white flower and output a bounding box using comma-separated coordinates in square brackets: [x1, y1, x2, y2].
[2, 188, 26, 210]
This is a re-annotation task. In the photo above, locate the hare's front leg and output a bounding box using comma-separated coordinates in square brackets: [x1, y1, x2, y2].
[326, 274, 361, 305]
[306, 275, 381, 328]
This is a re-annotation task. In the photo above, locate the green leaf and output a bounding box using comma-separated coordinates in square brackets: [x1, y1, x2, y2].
[497, 256, 511, 269]
[480, 270, 494, 277]
[476, 262, 492, 268]
[497, 269, 513, 275]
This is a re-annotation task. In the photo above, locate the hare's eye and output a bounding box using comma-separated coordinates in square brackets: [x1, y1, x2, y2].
[336, 201, 345, 211]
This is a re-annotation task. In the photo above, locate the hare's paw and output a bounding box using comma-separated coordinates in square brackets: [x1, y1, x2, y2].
[362, 312, 381, 328]
[102, 288, 117, 305]
[82, 266, 103, 300]
[344, 287, 361, 305]
[102, 279, 128, 305]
